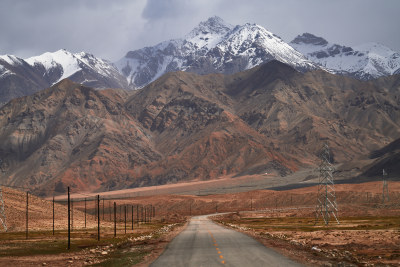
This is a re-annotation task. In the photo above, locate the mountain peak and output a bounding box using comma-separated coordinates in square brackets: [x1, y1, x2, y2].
[200, 16, 233, 32]
[291, 33, 328, 46]
[186, 16, 233, 39]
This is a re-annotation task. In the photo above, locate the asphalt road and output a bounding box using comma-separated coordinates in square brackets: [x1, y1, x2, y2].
[150, 214, 304, 267]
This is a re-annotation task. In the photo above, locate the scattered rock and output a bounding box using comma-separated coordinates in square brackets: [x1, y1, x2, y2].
[101, 251, 108, 255]
[312, 246, 322, 252]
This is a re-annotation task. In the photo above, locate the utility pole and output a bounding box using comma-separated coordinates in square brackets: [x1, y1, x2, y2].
[383, 169, 389, 203]
[68, 187, 70, 250]
[315, 143, 339, 225]
[124, 205, 127, 234]
[137, 205, 139, 225]
[0, 186, 7, 231]
[71, 199, 73, 232]
[52, 196, 55, 235]
[149, 205, 152, 222]
[131, 205, 134, 230]
[113, 202, 116, 237]
[97, 195, 100, 241]
[26, 191, 28, 239]
[84, 198, 87, 228]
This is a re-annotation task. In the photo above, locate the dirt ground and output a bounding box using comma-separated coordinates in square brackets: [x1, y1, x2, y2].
[213, 204, 400, 266]
[0, 180, 399, 266]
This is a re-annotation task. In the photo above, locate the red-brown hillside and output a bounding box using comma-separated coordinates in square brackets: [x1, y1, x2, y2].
[0, 61, 399, 195]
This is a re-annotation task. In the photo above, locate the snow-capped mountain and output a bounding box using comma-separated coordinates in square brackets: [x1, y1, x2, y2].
[2, 17, 399, 107]
[116, 16, 317, 88]
[26, 49, 128, 88]
[290, 33, 400, 80]
[0, 50, 128, 106]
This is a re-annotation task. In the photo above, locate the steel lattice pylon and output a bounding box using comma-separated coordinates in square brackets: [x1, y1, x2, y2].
[315, 143, 339, 225]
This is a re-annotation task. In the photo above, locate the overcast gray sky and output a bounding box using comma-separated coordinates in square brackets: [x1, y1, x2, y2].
[0, 0, 399, 61]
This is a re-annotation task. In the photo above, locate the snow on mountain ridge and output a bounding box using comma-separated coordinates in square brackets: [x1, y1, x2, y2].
[75, 52, 118, 78]
[26, 49, 126, 86]
[216, 23, 313, 69]
[185, 16, 233, 50]
[0, 54, 24, 66]
[27, 49, 81, 84]
[117, 17, 318, 88]
[290, 33, 400, 79]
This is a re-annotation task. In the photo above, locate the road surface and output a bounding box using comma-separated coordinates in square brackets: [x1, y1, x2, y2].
[150, 214, 304, 267]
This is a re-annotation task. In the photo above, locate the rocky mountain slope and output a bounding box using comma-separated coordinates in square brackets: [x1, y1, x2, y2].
[0, 61, 399, 195]
[0, 50, 128, 106]
[290, 33, 400, 80]
[0, 79, 159, 195]
[362, 137, 400, 178]
[116, 16, 317, 88]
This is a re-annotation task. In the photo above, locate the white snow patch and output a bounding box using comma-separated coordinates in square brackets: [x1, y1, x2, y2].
[26, 49, 81, 84]
[75, 52, 116, 77]
[0, 69, 14, 78]
[0, 55, 23, 66]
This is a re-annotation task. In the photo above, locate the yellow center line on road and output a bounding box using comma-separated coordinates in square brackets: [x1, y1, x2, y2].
[208, 231, 226, 265]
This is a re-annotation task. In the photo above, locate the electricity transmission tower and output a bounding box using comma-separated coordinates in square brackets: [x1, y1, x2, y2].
[315, 144, 339, 225]
[382, 169, 389, 203]
[0, 159, 7, 231]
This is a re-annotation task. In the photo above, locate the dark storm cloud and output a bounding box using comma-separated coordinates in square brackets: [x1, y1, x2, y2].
[0, 0, 399, 61]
